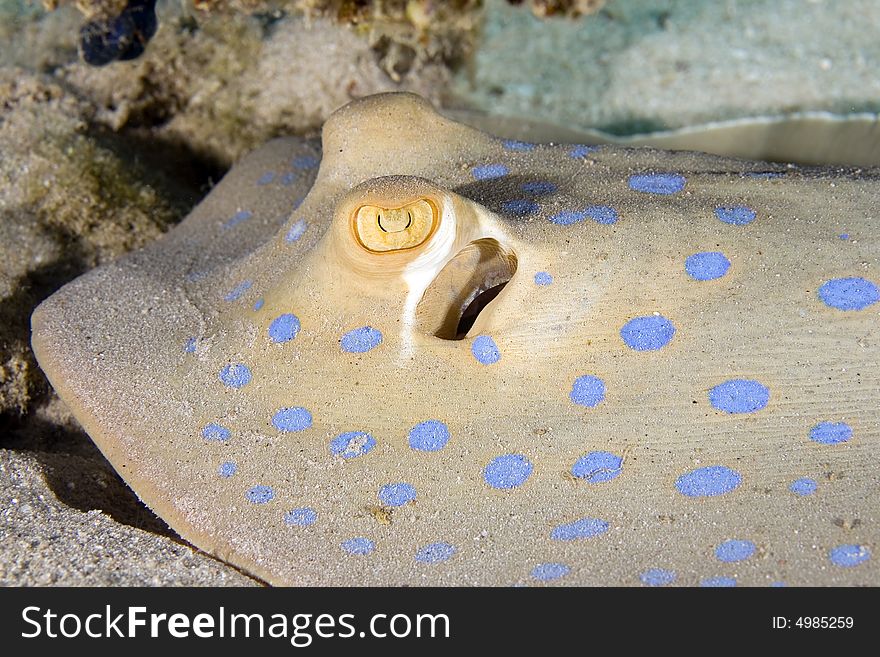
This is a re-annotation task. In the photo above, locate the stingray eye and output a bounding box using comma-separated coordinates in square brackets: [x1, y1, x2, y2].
[353, 199, 438, 253]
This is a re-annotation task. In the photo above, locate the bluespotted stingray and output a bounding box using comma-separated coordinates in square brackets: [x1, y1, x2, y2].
[32, 93, 879, 586]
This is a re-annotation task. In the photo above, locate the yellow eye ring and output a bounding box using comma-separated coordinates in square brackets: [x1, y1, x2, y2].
[352, 198, 439, 253]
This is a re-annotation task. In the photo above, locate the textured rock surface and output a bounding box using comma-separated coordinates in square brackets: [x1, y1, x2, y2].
[453, 0, 880, 133]
[59, 9, 453, 166]
[0, 68, 191, 417]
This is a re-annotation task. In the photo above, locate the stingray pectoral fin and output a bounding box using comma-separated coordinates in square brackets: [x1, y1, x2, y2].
[28, 92, 880, 587]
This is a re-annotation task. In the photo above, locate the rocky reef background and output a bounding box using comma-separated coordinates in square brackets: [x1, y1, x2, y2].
[1, 0, 879, 585]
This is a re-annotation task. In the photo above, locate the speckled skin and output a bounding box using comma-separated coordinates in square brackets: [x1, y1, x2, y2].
[32, 94, 879, 586]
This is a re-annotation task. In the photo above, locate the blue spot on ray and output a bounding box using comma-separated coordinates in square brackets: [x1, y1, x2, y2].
[378, 482, 416, 507]
[330, 431, 376, 458]
[284, 507, 317, 526]
[709, 379, 769, 413]
[415, 542, 456, 564]
[223, 210, 252, 229]
[502, 139, 535, 152]
[502, 199, 539, 215]
[292, 154, 318, 170]
[685, 252, 731, 280]
[675, 465, 742, 497]
[809, 421, 852, 445]
[549, 210, 585, 226]
[257, 172, 275, 185]
[829, 544, 870, 567]
[532, 563, 570, 581]
[202, 423, 231, 442]
[285, 219, 307, 243]
[569, 375, 605, 408]
[408, 420, 450, 452]
[342, 538, 375, 555]
[218, 461, 237, 478]
[790, 478, 818, 496]
[219, 363, 252, 388]
[521, 181, 556, 195]
[640, 568, 676, 586]
[701, 577, 737, 587]
[818, 277, 879, 310]
[280, 171, 297, 186]
[472, 163, 509, 180]
[253, 298, 264, 311]
[585, 205, 618, 224]
[246, 485, 274, 504]
[484, 454, 533, 489]
[571, 451, 622, 483]
[224, 280, 252, 302]
[341, 326, 382, 353]
[534, 271, 553, 286]
[620, 315, 675, 351]
[569, 145, 598, 158]
[628, 173, 685, 194]
[183, 337, 197, 353]
[715, 539, 756, 563]
[272, 407, 312, 432]
[269, 313, 301, 343]
[551, 518, 609, 541]
[472, 335, 501, 365]
[549, 205, 618, 225]
[715, 205, 757, 225]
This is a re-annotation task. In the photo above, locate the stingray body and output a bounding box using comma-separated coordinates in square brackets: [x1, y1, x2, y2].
[32, 93, 879, 586]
